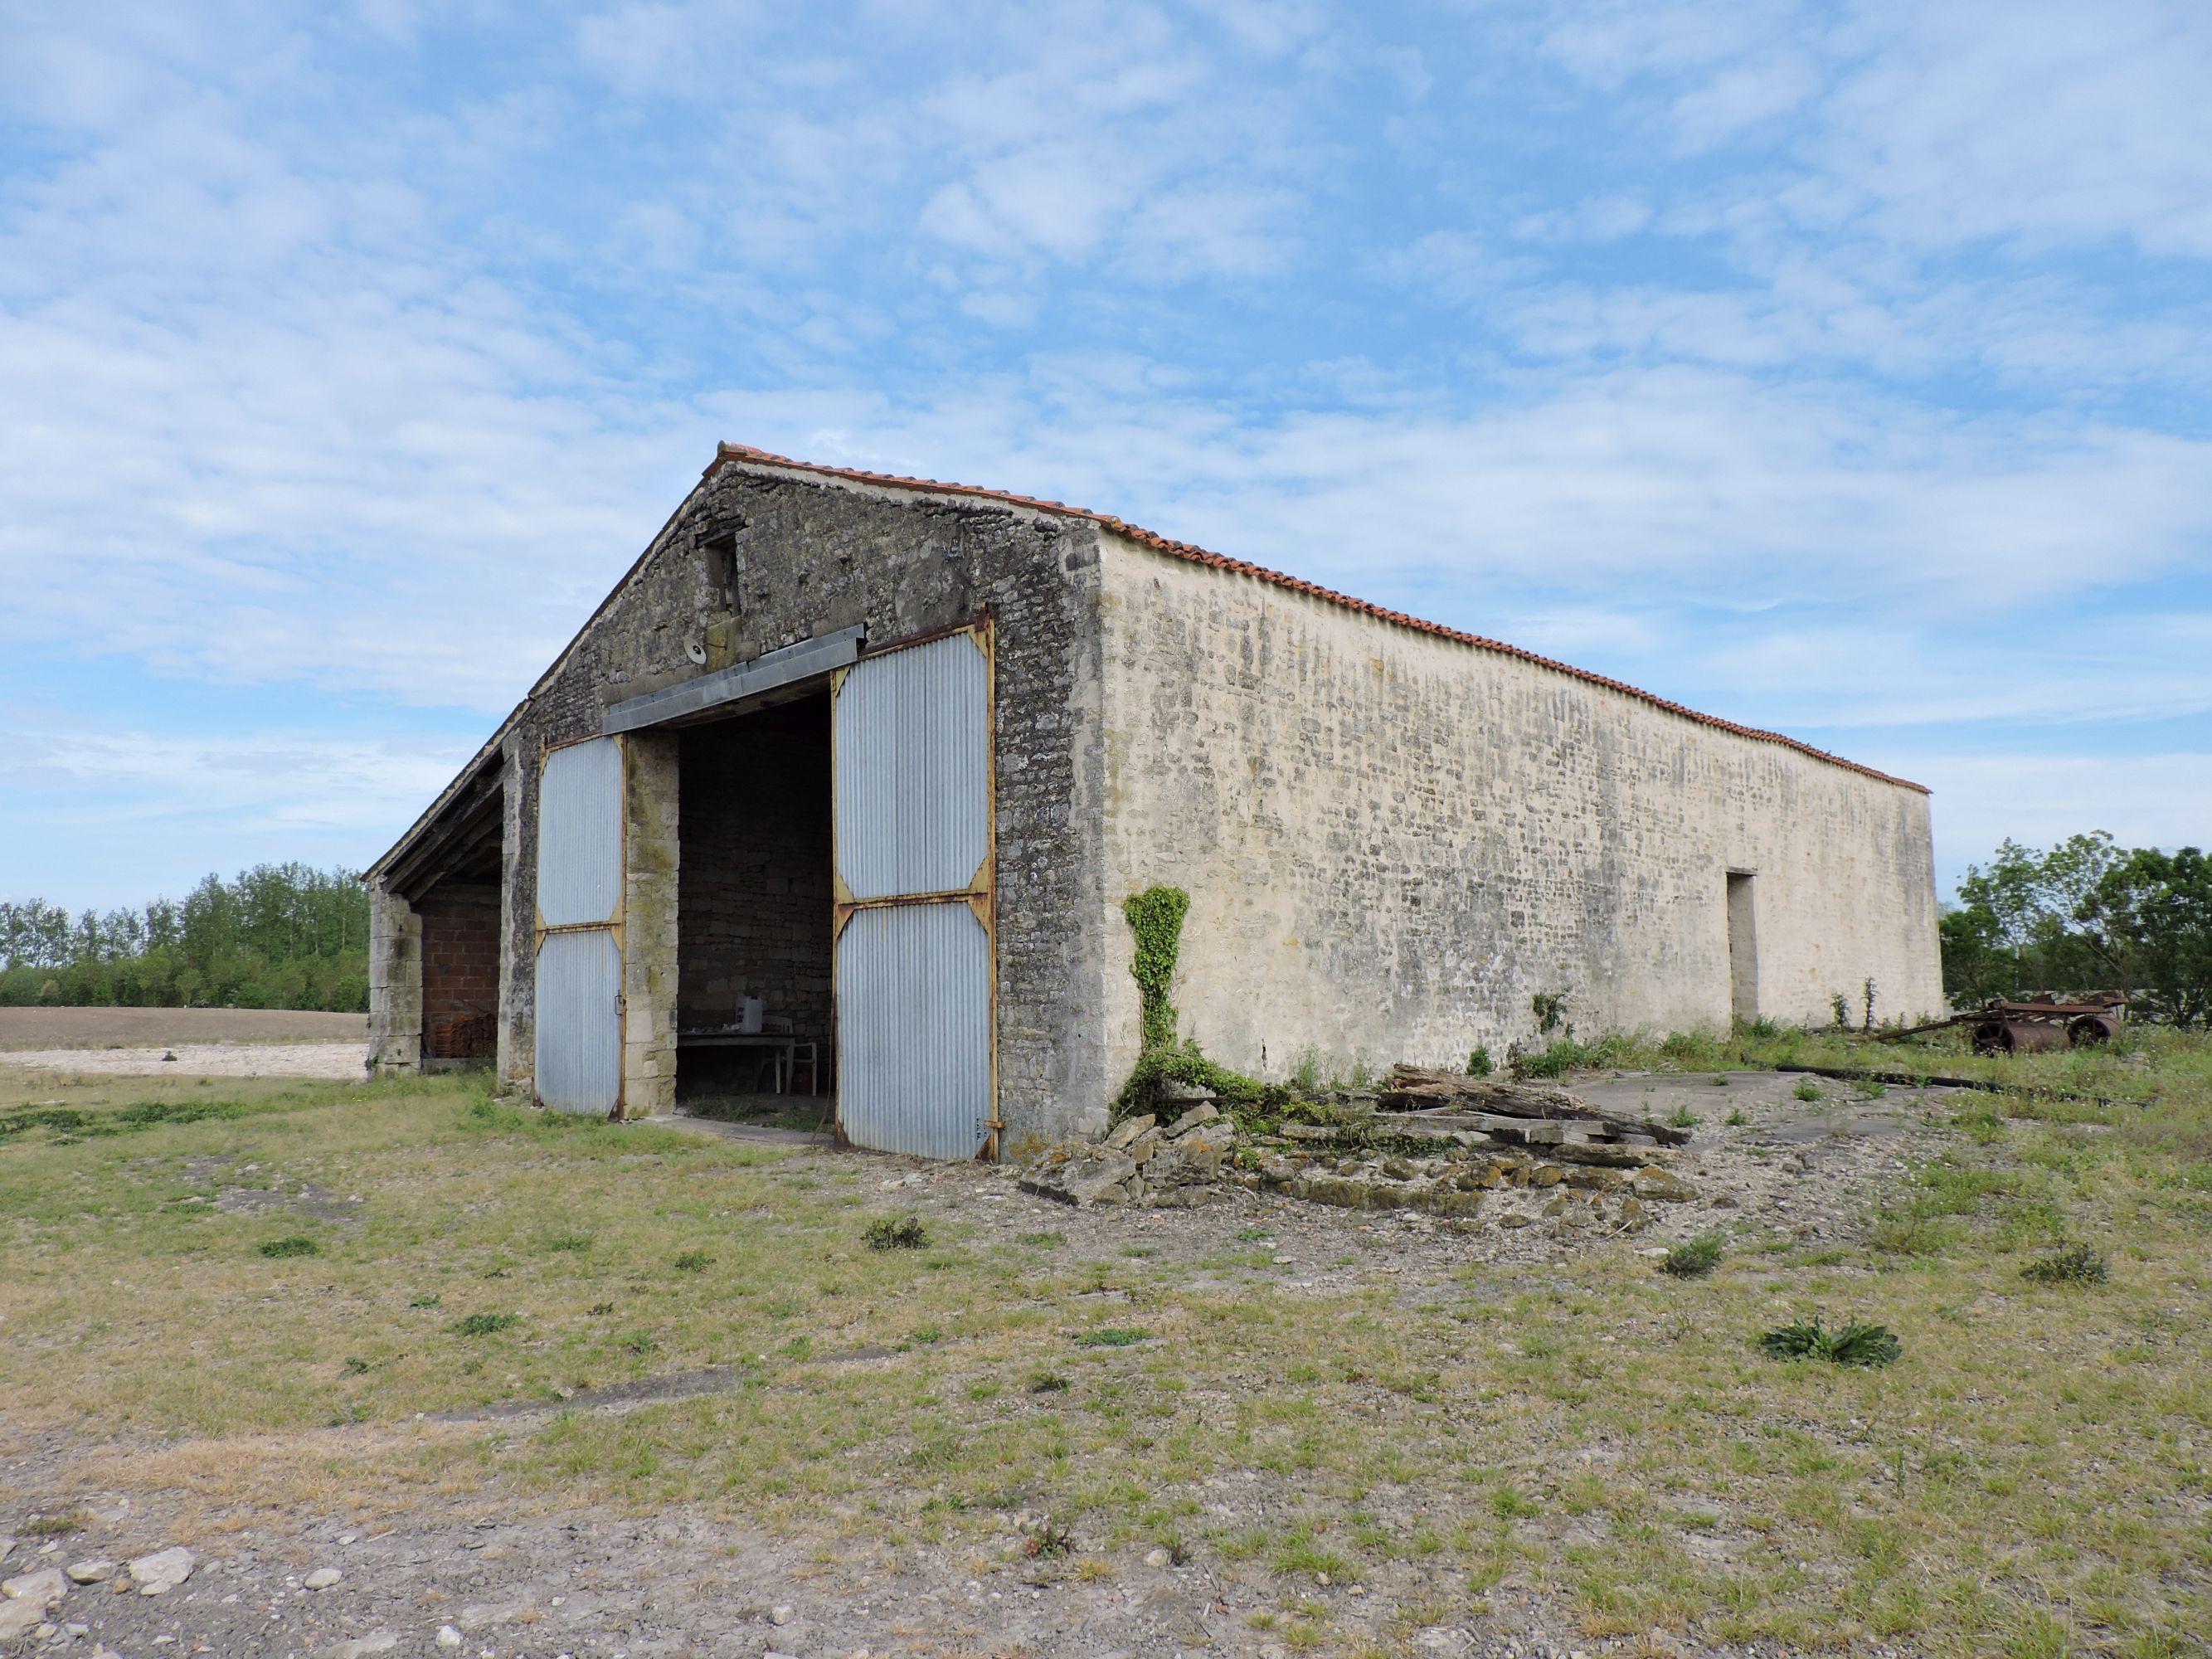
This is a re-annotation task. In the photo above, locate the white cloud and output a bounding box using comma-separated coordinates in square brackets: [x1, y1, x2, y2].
[1524, 0, 2212, 257]
[4, 0, 2208, 912]
[1917, 753, 2212, 865]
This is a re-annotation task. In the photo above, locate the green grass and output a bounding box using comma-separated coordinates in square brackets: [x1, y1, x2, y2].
[2, 1039, 2209, 1653]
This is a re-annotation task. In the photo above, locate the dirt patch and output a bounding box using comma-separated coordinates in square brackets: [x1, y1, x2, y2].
[0, 1007, 367, 1051]
[2, 1042, 367, 1079]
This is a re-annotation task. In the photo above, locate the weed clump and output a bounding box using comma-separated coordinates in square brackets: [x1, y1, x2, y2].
[1023, 1515, 1074, 1558]
[1513, 1039, 1591, 1080]
[1793, 1079, 1824, 1102]
[1660, 1233, 1726, 1278]
[258, 1235, 320, 1258]
[673, 1249, 712, 1272]
[1076, 1327, 1150, 1348]
[2021, 1243, 2109, 1286]
[452, 1311, 519, 1337]
[1759, 1316, 1901, 1368]
[1466, 1046, 1493, 1078]
[865, 1215, 928, 1251]
[19, 1510, 90, 1537]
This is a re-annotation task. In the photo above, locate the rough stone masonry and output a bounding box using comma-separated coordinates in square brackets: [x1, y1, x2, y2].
[367, 444, 1942, 1158]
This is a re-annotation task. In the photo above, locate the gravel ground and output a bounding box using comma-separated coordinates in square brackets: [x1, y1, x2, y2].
[0, 1072, 1956, 1658]
[1, 1043, 368, 1080]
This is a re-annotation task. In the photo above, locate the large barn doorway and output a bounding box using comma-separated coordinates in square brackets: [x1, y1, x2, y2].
[675, 694, 836, 1120]
[607, 622, 998, 1157]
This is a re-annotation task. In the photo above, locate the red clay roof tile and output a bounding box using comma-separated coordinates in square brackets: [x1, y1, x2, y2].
[708, 442, 1928, 793]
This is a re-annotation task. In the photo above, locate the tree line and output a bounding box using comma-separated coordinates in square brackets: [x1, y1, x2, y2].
[0, 864, 369, 1012]
[1942, 833, 2211, 1027]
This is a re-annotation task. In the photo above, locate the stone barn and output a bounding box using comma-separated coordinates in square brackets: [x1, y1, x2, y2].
[367, 443, 1943, 1158]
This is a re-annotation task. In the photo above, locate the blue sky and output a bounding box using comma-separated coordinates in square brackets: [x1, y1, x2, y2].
[3, 0, 2208, 912]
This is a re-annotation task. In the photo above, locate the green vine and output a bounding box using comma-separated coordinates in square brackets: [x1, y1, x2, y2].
[1114, 887, 1287, 1123]
[1123, 885, 1191, 1053]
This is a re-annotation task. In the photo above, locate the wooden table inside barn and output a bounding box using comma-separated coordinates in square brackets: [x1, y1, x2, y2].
[675, 1029, 815, 1093]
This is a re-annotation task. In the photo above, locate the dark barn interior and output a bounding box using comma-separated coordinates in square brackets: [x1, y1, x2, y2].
[675, 692, 834, 1102]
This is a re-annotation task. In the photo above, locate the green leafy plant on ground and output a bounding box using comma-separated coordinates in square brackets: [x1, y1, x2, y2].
[2022, 1243, 2109, 1285]
[1660, 1233, 1726, 1278]
[1466, 1046, 1493, 1078]
[451, 1311, 519, 1338]
[1513, 1039, 1591, 1080]
[1759, 1317, 1902, 1368]
[1075, 1327, 1150, 1348]
[258, 1234, 319, 1258]
[864, 1215, 927, 1252]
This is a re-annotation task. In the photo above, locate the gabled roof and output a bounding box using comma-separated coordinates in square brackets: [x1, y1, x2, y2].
[709, 443, 1928, 793]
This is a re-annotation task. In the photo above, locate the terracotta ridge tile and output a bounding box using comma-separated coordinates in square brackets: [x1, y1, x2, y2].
[708, 442, 1928, 793]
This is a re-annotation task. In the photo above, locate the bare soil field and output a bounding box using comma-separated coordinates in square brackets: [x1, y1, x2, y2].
[2, 1044, 2207, 1659]
[2, 1041, 368, 1080]
[0, 1007, 367, 1051]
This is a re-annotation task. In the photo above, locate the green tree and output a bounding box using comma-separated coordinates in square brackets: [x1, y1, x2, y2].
[2078, 847, 2212, 1028]
[1949, 834, 2121, 999]
[0, 866, 369, 1010]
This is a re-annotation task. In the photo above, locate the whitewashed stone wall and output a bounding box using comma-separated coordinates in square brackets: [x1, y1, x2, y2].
[1094, 531, 1944, 1088]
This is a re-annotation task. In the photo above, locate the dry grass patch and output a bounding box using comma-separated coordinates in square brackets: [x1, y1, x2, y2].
[2, 1039, 2209, 1655]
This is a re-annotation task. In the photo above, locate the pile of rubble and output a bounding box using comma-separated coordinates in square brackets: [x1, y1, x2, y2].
[1021, 1067, 1701, 1228]
[1020, 1090, 1237, 1209]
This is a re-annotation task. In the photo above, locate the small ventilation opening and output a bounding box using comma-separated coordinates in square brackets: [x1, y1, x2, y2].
[1726, 871, 1758, 1025]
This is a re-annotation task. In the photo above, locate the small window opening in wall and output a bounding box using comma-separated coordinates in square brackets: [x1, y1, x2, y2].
[1726, 871, 1758, 1024]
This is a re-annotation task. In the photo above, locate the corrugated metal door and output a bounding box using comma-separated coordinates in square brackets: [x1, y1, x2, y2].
[833, 627, 996, 1159]
[536, 737, 624, 1114]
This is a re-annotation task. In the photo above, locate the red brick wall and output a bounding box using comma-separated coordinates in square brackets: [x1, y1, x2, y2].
[420, 883, 500, 1058]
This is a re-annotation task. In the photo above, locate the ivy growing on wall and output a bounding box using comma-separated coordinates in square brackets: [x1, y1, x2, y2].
[1115, 885, 1289, 1120]
[1122, 884, 1191, 1053]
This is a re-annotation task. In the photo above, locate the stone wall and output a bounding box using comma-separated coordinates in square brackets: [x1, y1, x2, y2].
[418, 883, 499, 1060]
[1093, 530, 1944, 1088]
[488, 457, 1110, 1145]
[622, 731, 681, 1118]
[676, 700, 834, 1041]
[367, 888, 421, 1073]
